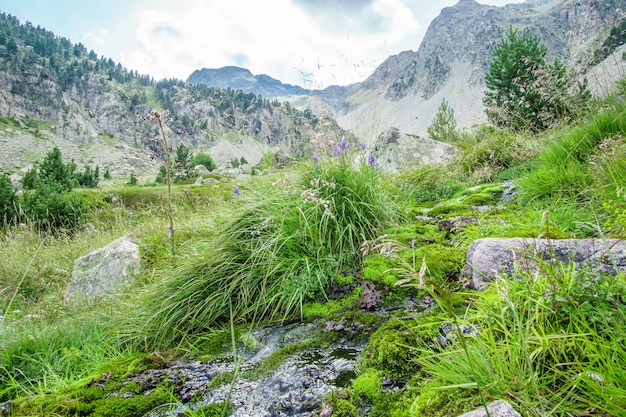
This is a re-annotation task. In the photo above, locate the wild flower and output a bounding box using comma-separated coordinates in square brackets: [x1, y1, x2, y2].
[312, 155, 319, 163]
[360, 142, 367, 151]
[141, 109, 176, 255]
[338, 137, 350, 151]
[367, 154, 376, 167]
[301, 188, 335, 219]
[234, 187, 241, 197]
[333, 148, 342, 157]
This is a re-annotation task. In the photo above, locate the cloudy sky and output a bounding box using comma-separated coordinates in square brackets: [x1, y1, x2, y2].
[1, 0, 523, 88]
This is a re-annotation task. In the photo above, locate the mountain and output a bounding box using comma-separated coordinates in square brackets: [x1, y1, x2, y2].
[185, 0, 626, 144]
[0, 12, 351, 183]
[335, 0, 626, 140]
[187, 66, 310, 97]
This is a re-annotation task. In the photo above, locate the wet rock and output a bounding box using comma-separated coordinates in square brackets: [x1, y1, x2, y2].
[0, 401, 11, 416]
[438, 216, 477, 234]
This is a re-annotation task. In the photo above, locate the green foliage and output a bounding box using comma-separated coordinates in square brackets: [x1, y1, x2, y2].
[103, 169, 111, 180]
[427, 98, 459, 142]
[362, 318, 433, 379]
[393, 165, 464, 204]
[75, 164, 99, 188]
[483, 28, 590, 132]
[126, 157, 398, 348]
[191, 152, 217, 172]
[352, 369, 383, 402]
[126, 172, 138, 186]
[22, 181, 86, 232]
[0, 173, 17, 225]
[454, 125, 541, 182]
[174, 143, 194, 180]
[516, 105, 626, 203]
[417, 258, 626, 416]
[21, 166, 38, 190]
[38, 147, 77, 191]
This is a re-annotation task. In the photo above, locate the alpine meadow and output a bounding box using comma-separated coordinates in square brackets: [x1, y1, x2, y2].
[1, 1, 626, 417]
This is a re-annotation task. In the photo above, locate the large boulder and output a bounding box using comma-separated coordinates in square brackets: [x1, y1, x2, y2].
[458, 400, 521, 417]
[463, 238, 626, 290]
[65, 234, 140, 302]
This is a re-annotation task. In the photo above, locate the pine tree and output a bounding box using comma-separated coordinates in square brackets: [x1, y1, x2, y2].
[483, 28, 590, 132]
[427, 98, 458, 142]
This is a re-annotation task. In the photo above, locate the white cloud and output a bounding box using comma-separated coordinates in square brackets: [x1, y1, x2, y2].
[117, 0, 424, 87]
[83, 0, 525, 87]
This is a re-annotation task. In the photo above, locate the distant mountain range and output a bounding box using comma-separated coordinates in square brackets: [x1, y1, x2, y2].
[1, 0, 626, 180]
[187, 66, 348, 103]
[187, 0, 626, 142]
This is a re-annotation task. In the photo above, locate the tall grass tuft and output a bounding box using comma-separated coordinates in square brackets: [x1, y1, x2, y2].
[415, 254, 626, 416]
[0, 306, 125, 401]
[124, 157, 398, 349]
[516, 105, 626, 202]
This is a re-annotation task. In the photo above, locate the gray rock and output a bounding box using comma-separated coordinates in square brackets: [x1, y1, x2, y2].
[463, 238, 626, 290]
[65, 234, 140, 302]
[458, 400, 521, 417]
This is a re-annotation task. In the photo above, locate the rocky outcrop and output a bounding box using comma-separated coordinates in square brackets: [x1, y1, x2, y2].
[463, 238, 626, 290]
[65, 234, 140, 302]
[458, 400, 522, 417]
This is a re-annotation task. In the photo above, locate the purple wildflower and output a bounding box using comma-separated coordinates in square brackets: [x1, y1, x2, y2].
[338, 137, 350, 151]
[333, 148, 342, 157]
[360, 142, 367, 151]
[234, 187, 241, 197]
[367, 154, 375, 167]
[312, 155, 319, 163]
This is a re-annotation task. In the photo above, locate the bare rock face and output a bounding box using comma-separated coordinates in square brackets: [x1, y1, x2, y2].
[463, 238, 626, 290]
[65, 234, 140, 302]
[457, 400, 522, 417]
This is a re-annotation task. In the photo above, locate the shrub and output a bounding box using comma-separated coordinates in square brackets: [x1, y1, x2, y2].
[191, 152, 217, 172]
[0, 173, 17, 225]
[483, 28, 590, 132]
[427, 98, 459, 142]
[22, 181, 86, 231]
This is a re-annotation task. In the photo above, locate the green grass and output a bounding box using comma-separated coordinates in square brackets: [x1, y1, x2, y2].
[414, 257, 626, 416]
[122, 157, 399, 348]
[1, 80, 626, 416]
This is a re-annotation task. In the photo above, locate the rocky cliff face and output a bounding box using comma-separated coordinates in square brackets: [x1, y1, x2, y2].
[0, 14, 350, 182]
[336, 0, 626, 140]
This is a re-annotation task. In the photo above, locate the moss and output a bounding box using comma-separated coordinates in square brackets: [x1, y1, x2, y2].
[88, 385, 173, 417]
[361, 318, 440, 380]
[414, 244, 465, 284]
[426, 202, 472, 217]
[329, 396, 358, 417]
[12, 383, 175, 417]
[302, 292, 361, 321]
[352, 369, 383, 402]
[461, 192, 497, 206]
[408, 384, 483, 417]
[363, 255, 401, 286]
[413, 223, 446, 245]
[243, 341, 314, 379]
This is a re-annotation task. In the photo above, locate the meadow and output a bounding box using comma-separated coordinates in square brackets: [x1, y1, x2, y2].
[1, 81, 625, 417]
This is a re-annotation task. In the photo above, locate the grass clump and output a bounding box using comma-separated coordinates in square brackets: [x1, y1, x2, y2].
[124, 157, 398, 348]
[415, 256, 626, 416]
